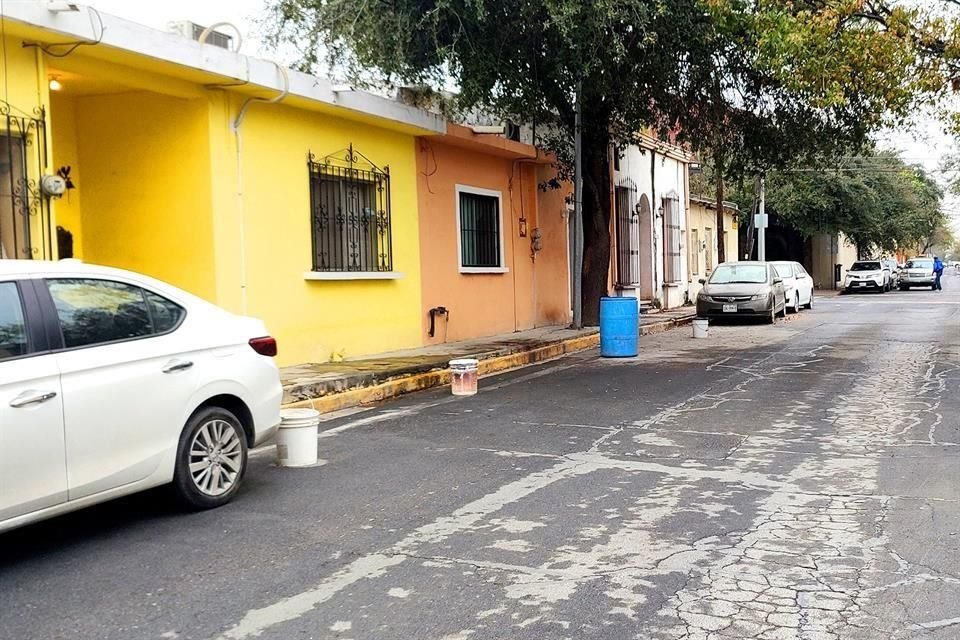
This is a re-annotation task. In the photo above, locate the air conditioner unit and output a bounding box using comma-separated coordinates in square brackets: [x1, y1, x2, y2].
[168, 21, 233, 50]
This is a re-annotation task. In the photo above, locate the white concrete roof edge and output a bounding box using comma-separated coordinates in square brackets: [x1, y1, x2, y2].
[3, 1, 446, 133]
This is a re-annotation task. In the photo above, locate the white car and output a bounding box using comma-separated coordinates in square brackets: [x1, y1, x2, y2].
[843, 260, 891, 293]
[0, 260, 282, 533]
[772, 261, 815, 313]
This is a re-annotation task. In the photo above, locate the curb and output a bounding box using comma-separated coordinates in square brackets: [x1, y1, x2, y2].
[283, 314, 695, 413]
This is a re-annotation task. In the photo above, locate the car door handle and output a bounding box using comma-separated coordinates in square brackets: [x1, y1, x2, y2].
[9, 390, 58, 408]
[162, 360, 194, 374]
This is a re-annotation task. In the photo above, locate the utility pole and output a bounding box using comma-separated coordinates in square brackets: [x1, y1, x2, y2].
[572, 79, 584, 329]
[756, 174, 767, 261]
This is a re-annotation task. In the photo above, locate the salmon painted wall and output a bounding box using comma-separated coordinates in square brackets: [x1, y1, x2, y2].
[417, 138, 570, 343]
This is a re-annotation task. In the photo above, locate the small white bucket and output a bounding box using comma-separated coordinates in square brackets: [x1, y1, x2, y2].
[450, 358, 479, 396]
[276, 408, 321, 467]
[692, 318, 709, 339]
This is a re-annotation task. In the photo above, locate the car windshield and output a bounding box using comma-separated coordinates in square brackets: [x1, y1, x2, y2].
[710, 264, 768, 284]
[850, 261, 882, 271]
[773, 264, 794, 278]
[906, 258, 934, 269]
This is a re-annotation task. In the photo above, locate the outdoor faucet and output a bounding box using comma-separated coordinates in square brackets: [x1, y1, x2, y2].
[428, 306, 450, 338]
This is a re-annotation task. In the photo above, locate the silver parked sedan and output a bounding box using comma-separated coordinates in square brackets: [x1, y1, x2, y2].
[696, 262, 787, 324]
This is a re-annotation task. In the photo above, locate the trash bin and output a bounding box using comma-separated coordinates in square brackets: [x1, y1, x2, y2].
[599, 296, 639, 357]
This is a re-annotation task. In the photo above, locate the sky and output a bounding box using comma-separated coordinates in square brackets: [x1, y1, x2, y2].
[86, 1, 960, 236]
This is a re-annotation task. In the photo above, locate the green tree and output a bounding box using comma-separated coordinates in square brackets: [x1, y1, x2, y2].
[738, 151, 948, 258]
[269, 0, 947, 323]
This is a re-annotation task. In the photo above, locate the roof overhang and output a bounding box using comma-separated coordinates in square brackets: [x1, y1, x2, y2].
[422, 123, 553, 163]
[2, 2, 446, 135]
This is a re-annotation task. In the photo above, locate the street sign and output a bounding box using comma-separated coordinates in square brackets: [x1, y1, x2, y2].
[754, 212, 768, 228]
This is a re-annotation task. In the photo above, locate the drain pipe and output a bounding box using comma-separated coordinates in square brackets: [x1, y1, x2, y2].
[230, 63, 290, 313]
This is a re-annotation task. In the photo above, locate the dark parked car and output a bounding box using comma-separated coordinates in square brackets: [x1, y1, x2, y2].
[696, 262, 787, 324]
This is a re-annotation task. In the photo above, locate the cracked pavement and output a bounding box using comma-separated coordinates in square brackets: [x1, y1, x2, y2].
[2, 275, 960, 640]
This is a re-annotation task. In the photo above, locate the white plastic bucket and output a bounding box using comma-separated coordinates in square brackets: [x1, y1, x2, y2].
[275, 408, 321, 467]
[692, 318, 709, 339]
[450, 358, 479, 396]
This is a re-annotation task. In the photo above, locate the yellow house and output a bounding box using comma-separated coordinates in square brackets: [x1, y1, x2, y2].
[687, 195, 739, 300]
[0, 3, 446, 365]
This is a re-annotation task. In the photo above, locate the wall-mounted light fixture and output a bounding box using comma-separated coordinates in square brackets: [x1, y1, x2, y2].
[48, 76, 63, 91]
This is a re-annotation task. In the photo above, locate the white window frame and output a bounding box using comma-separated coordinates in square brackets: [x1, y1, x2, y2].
[455, 184, 508, 274]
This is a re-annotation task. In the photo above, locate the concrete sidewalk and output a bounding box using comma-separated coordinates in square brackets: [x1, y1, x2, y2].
[281, 306, 697, 412]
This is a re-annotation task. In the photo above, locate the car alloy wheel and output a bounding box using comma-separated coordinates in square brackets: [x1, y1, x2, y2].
[173, 406, 248, 509]
[189, 419, 244, 497]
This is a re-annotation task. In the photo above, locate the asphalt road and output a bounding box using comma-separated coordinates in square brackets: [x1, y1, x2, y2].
[3, 272, 960, 640]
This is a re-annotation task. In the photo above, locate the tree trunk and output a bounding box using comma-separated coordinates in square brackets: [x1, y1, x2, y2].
[580, 125, 612, 326]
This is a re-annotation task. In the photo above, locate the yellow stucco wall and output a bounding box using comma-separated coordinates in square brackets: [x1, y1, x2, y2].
[687, 202, 737, 300]
[16, 34, 425, 365]
[66, 91, 217, 301]
[207, 97, 424, 365]
[49, 93, 83, 256]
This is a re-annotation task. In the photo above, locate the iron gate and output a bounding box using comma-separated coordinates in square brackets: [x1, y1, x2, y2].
[0, 104, 51, 260]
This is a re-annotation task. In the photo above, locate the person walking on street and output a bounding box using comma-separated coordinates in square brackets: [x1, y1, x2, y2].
[934, 256, 945, 291]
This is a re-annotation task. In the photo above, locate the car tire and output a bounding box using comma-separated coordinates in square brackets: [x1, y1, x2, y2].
[790, 292, 800, 313]
[803, 293, 813, 310]
[899, 285, 908, 291]
[766, 303, 776, 325]
[172, 406, 248, 510]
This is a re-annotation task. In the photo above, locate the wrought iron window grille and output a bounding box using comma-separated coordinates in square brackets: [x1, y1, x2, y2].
[0, 103, 51, 260]
[307, 145, 393, 273]
[614, 177, 639, 287]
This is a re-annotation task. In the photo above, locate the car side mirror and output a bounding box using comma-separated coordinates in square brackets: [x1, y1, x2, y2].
[773, 277, 783, 285]
[698, 278, 706, 285]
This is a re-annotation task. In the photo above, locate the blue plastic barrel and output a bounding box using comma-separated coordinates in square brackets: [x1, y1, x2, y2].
[599, 297, 639, 357]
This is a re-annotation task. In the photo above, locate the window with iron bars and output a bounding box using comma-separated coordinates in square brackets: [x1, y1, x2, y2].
[614, 181, 639, 287]
[458, 187, 503, 270]
[0, 105, 51, 261]
[662, 195, 683, 284]
[308, 146, 392, 273]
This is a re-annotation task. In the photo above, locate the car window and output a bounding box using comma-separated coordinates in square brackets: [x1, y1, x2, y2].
[48, 279, 154, 349]
[850, 261, 882, 271]
[795, 264, 808, 278]
[0, 282, 28, 361]
[145, 290, 185, 333]
[906, 258, 934, 269]
[773, 264, 793, 278]
[710, 264, 768, 284]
